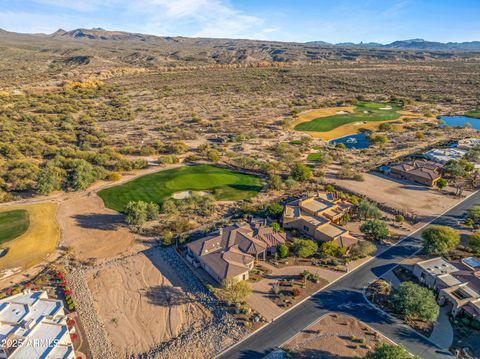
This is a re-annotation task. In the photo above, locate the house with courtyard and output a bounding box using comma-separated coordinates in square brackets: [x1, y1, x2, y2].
[282, 193, 358, 249]
[0, 290, 75, 359]
[412, 257, 480, 320]
[388, 159, 442, 186]
[186, 222, 286, 283]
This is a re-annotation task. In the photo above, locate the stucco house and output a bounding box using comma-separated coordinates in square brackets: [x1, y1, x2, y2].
[389, 159, 442, 187]
[413, 257, 480, 319]
[282, 193, 358, 249]
[186, 222, 286, 283]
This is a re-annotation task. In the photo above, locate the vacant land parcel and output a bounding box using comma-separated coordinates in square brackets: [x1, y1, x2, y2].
[87, 248, 212, 357]
[98, 164, 263, 212]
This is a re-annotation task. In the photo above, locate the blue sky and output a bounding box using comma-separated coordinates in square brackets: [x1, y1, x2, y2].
[1, 0, 479, 43]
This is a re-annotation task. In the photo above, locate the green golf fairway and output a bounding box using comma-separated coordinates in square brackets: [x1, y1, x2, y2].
[466, 111, 480, 119]
[295, 102, 401, 132]
[0, 210, 30, 244]
[98, 164, 263, 212]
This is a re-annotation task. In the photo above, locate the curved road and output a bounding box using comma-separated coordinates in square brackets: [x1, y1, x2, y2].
[219, 191, 480, 359]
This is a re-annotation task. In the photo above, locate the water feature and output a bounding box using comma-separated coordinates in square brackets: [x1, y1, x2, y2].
[439, 115, 480, 130]
[329, 133, 370, 149]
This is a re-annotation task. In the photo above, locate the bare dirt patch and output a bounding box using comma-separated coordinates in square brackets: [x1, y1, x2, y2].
[57, 193, 137, 261]
[282, 313, 388, 358]
[333, 172, 470, 220]
[87, 248, 211, 357]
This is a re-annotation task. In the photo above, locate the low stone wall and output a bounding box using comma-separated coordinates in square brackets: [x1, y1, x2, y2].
[135, 246, 246, 359]
[66, 269, 116, 359]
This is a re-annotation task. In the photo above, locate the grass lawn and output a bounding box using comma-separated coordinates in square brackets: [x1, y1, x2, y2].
[0, 210, 29, 244]
[466, 111, 480, 119]
[98, 164, 263, 212]
[0, 203, 59, 271]
[294, 102, 401, 132]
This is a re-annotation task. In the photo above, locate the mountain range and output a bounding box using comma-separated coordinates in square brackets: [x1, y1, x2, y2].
[307, 38, 480, 52]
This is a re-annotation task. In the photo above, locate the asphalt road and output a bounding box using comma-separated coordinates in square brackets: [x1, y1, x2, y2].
[219, 191, 480, 359]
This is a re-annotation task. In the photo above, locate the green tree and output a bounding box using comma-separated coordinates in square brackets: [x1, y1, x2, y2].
[277, 244, 289, 259]
[293, 239, 318, 258]
[365, 344, 417, 359]
[5, 161, 40, 191]
[65, 159, 97, 191]
[161, 198, 178, 215]
[349, 241, 377, 258]
[436, 178, 448, 189]
[319, 241, 346, 257]
[394, 214, 404, 223]
[267, 174, 283, 190]
[146, 202, 160, 221]
[266, 203, 284, 219]
[467, 204, 480, 225]
[220, 279, 252, 304]
[421, 225, 460, 255]
[124, 201, 148, 227]
[290, 163, 312, 182]
[358, 199, 381, 220]
[37, 162, 65, 195]
[360, 220, 389, 241]
[270, 222, 281, 232]
[325, 184, 335, 193]
[389, 281, 439, 322]
[467, 232, 480, 254]
[207, 149, 220, 162]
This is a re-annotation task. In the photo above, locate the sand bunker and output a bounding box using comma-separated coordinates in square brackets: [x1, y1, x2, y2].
[172, 190, 209, 200]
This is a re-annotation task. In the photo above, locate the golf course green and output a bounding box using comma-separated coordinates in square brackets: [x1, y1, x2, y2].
[0, 209, 30, 244]
[466, 111, 480, 119]
[98, 164, 263, 212]
[294, 102, 401, 132]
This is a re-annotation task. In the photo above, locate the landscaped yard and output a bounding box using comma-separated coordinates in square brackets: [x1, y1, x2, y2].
[294, 102, 401, 132]
[0, 203, 59, 272]
[0, 210, 29, 244]
[98, 164, 263, 212]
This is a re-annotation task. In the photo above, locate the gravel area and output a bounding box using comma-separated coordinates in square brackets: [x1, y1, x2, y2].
[135, 246, 246, 359]
[67, 268, 116, 359]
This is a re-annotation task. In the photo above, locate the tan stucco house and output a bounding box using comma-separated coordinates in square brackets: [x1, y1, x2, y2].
[186, 222, 286, 283]
[282, 193, 358, 249]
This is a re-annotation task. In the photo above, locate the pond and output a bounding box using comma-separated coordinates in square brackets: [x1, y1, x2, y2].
[329, 133, 370, 149]
[439, 116, 480, 130]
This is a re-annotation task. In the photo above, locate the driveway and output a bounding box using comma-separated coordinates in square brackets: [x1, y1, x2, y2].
[219, 190, 480, 359]
[247, 259, 369, 321]
[429, 305, 454, 349]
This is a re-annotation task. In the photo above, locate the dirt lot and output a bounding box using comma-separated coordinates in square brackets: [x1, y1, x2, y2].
[334, 172, 470, 221]
[87, 248, 211, 357]
[282, 313, 388, 358]
[57, 193, 138, 261]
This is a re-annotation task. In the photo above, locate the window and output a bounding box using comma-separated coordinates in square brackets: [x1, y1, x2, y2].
[303, 226, 309, 232]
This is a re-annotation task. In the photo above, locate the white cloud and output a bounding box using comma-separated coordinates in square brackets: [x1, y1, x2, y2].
[132, 0, 269, 39]
[1, 0, 276, 40]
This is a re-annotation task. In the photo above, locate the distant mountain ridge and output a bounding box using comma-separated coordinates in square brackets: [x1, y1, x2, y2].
[307, 38, 480, 52]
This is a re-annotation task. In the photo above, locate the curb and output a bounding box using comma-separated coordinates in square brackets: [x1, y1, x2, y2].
[216, 189, 479, 358]
[361, 283, 451, 353]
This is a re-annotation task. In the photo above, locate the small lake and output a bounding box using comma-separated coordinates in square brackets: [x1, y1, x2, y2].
[439, 116, 480, 130]
[329, 133, 370, 149]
